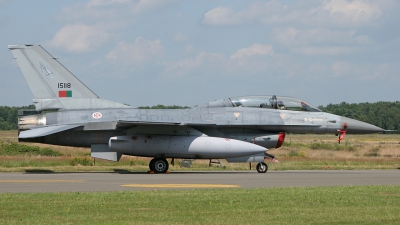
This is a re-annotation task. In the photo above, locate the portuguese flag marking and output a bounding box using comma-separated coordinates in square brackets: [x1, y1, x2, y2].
[59, 90, 72, 97]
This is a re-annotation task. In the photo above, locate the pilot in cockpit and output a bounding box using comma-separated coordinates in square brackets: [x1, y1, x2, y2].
[301, 101, 311, 111]
[277, 101, 285, 109]
[269, 95, 277, 109]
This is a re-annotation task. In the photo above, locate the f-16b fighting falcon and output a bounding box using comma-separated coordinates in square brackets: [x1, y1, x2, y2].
[8, 45, 384, 173]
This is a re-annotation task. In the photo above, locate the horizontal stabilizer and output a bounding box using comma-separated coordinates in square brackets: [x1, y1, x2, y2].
[19, 124, 82, 138]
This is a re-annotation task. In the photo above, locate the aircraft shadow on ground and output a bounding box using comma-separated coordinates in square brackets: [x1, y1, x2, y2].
[25, 169, 55, 173]
[23, 169, 255, 175]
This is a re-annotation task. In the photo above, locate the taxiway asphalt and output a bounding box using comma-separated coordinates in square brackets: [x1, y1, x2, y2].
[0, 170, 399, 193]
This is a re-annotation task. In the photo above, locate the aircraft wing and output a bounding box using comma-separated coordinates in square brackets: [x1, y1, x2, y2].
[19, 120, 322, 138]
[116, 121, 180, 129]
[19, 124, 83, 138]
[115, 120, 320, 134]
[116, 120, 217, 129]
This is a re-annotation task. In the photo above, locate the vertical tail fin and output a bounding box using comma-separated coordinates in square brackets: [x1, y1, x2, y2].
[8, 45, 129, 111]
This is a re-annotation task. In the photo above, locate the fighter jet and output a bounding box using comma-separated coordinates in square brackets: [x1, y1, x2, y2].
[9, 45, 384, 173]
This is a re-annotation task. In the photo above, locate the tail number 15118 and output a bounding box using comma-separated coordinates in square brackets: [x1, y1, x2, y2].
[58, 83, 71, 88]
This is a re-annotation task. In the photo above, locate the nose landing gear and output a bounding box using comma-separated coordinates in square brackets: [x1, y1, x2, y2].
[256, 162, 268, 173]
[255, 152, 277, 173]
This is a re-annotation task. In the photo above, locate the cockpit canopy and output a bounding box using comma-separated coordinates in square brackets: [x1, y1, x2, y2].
[200, 95, 321, 112]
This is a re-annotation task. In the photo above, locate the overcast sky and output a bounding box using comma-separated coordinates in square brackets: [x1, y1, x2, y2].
[1, 0, 399, 108]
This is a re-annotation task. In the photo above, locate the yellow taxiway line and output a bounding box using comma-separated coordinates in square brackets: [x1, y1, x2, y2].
[121, 184, 240, 188]
[0, 180, 86, 183]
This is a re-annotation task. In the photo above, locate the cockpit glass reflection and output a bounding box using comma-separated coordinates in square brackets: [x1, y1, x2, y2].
[229, 95, 321, 112]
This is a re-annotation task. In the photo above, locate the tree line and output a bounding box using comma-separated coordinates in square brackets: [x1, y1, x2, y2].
[0, 105, 35, 130]
[0, 102, 398, 132]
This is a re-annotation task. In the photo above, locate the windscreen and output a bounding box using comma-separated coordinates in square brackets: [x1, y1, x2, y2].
[229, 95, 321, 112]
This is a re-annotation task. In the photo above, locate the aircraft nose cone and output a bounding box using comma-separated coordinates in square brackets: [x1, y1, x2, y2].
[339, 116, 384, 134]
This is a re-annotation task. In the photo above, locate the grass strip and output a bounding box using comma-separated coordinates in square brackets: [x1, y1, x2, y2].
[0, 185, 399, 224]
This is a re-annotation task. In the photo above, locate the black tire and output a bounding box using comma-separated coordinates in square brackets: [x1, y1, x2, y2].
[153, 158, 169, 173]
[256, 162, 268, 173]
[149, 158, 156, 171]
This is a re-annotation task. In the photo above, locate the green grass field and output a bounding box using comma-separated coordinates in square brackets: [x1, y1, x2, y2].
[1, 185, 399, 224]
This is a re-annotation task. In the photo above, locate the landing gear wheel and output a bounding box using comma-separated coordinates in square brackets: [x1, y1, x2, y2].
[149, 158, 156, 171]
[256, 162, 268, 173]
[151, 158, 169, 173]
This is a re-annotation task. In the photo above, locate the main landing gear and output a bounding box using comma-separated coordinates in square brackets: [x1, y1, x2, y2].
[149, 157, 169, 173]
[148, 155, 274, 173]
